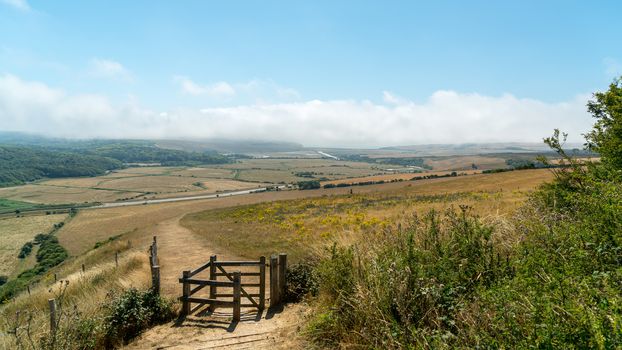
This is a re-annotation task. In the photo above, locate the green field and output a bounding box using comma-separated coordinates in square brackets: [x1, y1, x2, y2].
[0, 198, 37, 212]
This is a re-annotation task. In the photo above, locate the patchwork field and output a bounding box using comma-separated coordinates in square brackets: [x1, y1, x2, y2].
[0, 153, 548, 210]
[0, 168, 268, 205]
[0, 158, 425, 206]
[0, 214, 67, 277]
[56, 169, 553, 258]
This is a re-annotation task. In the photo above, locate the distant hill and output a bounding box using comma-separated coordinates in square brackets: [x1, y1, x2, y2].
[156, 139, 304, 154]
[0, 132, 233, 187]
[0, 146, 123, 187]
[378, 142, 584, 156]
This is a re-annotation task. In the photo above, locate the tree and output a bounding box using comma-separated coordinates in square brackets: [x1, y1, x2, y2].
[585, 76, 622, 170]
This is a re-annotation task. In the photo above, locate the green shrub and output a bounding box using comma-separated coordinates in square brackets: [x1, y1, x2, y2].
[18, 241, 33, 258]
[103, 288, 175, 346]
[297, 180, 321, 190]
[93, 234, 121, 249]
[285, 261, 319, 302]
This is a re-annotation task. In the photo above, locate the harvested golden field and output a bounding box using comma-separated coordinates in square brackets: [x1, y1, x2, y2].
[112, 166, 182, 175]
[215, 158, 398, 181]
[42, 173, 145, 188]
[424, 155, 507, 171]
[87, 175, 208, 192]
[0, 184, 142, 204]
[321, 170, 482, 185]
[0, 214, 66, 277]
[168, 167, 235, 178]
[0, 170, 266, 205]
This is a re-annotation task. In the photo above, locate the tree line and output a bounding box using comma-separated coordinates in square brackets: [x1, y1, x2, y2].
[0, 142, 232, 187]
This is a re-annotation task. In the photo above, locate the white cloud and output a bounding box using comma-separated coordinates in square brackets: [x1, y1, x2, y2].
[89, 58, 133, 81]
[1, 0, 30, 11]
[174, 76, 235, 97]
[0, 74, 593, 147]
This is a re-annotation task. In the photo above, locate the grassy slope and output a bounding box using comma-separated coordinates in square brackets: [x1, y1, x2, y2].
[180, 169, 553, 263]
[0, 214, 67, 277]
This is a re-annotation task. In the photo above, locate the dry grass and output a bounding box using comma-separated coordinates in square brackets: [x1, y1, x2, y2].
[0, 246, 151, 349]
[0, 214, 67, 277]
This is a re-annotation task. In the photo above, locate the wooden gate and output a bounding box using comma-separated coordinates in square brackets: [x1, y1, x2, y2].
[180, 254, 287, 321]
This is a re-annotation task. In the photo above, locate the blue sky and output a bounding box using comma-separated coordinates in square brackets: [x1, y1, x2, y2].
[0, 0, 621, 146]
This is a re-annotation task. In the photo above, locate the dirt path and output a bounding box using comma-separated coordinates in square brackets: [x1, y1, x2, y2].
[125, 216, 308, 349]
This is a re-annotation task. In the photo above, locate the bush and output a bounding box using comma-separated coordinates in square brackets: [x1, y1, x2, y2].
[297, 180, 321, 190]
[103, 288, 175, 346]
[0, 275, 7, 286]
[285, 261, 319, 302]
[18, 241, 33, 258]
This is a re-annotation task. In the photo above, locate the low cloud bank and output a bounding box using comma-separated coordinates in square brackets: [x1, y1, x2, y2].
[0, 74, 592, 148]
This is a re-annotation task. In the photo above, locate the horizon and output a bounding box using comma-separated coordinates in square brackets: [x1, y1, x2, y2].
[0, 129, 587, 150]
[1, 1, 621, 147]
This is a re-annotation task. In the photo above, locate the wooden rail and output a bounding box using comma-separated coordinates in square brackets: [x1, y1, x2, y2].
[179, 254, 287, 321]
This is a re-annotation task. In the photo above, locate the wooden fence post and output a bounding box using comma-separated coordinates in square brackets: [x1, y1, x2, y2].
[152, 236, 157, 265]
[151, 265, 160, 295]
[259, 256, 266, 310]
[270, 255, 279, 306]
[115, 251, 119, 267]
[54, 273, 57, 283]
[81, 264, 85, 274]
[182, 270, 190, 316]
[209, 255, 217, 311]
[278, 253, 287, 302]
[27, 285, 30, 295]
[48, 299, 56, 335]
[233, 271, 241, 321]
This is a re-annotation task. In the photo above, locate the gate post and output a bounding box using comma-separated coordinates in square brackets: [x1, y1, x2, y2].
[269, 255, 279, 306]
[209, 255, 217, 311]
[233, 271, 241, 321]
[278, 253, 287, 302]
[182, 270, 190, 316]
[259, 256, 266, 310]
